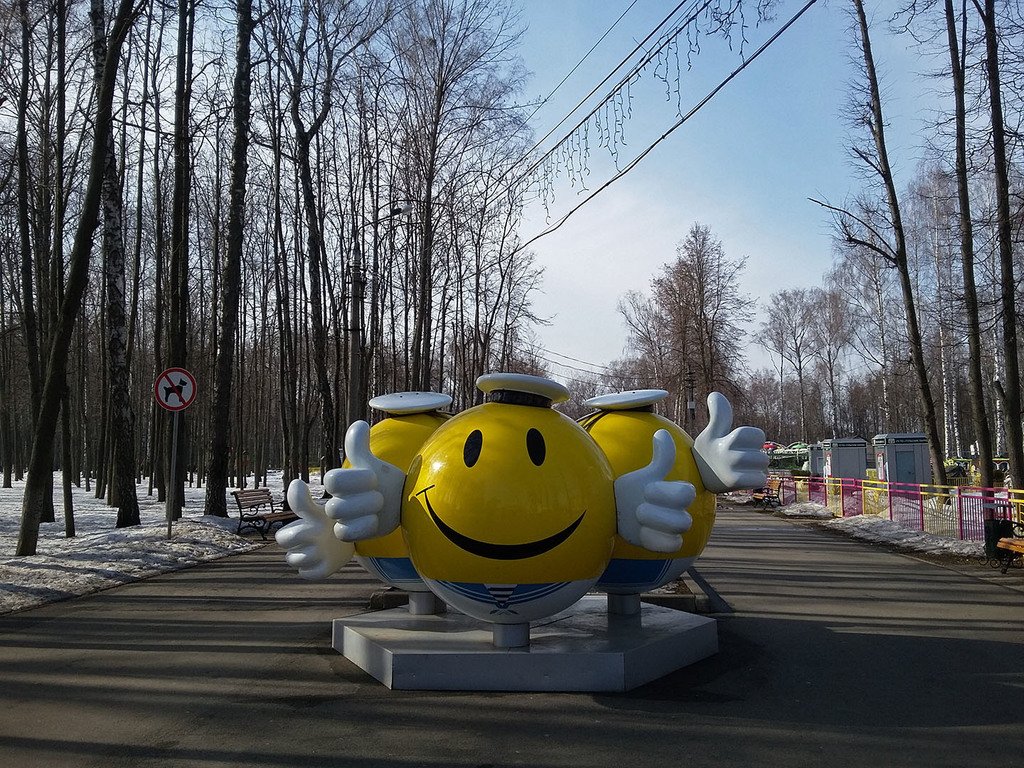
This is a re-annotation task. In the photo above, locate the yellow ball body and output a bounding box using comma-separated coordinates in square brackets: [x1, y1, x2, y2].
[402, 401, 616, 622]
[344, 411, 449, 591]
[578, 409, 716, 594]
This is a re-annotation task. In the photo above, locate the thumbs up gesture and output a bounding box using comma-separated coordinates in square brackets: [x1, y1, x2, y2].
[323, 420, 406, 541]
[692, 392, 769, 493]
[275, 479, 355, 580]
[613, 429, 696, 553]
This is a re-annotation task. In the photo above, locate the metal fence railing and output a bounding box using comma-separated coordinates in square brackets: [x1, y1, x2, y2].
[767, 474, 1024, 543]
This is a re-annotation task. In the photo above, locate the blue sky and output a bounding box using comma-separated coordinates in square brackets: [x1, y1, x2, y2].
[514, 0, 937, 381]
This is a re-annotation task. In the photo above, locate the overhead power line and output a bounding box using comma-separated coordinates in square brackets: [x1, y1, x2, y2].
[523, 346, 662, 386]
[536, 355, 640, 384]
[523, 0, 641, 127]
[540, 346, 619, 373]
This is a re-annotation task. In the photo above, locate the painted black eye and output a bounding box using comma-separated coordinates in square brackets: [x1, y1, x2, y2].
[526, 428, 545, 466]
[464, 429, 483, 467]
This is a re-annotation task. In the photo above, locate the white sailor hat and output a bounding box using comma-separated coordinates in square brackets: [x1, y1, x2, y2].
[583, 389, 669, 410]
[368, 391, 453, 415]
[476, 372, 570, 406]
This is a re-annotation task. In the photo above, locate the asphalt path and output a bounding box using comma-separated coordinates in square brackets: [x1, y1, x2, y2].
[1, 504, 1023, 767]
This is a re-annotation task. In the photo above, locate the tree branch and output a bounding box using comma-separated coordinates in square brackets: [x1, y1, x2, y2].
[808, 197, 898, 263]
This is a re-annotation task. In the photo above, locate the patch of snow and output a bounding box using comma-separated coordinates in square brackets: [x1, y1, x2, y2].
[758, 499, 985, 557]
[0, 471, 290, 615]
[821, 514, 984, 558]
[777, 501, 834, 520]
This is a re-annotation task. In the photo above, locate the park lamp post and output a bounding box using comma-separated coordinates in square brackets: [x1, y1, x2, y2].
[346, 201, 415, 433]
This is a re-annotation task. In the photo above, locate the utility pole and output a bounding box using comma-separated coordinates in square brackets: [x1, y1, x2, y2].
[346, 203, 413, 438]
[346, 244, 366, 433]
[685, 366, 696, 434]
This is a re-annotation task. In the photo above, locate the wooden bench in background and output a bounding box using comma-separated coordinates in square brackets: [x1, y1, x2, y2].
[996, 537, 1024, 574]
[751, 477, 782, 509]
[232, 488, 296, 540]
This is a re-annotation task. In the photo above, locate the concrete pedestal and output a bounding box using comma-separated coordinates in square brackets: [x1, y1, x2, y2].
[332, 595, 717, 691]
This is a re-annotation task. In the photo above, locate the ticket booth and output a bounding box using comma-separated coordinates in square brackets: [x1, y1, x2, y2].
[821, 438, 867, 480]
[873, 433, 931, 485]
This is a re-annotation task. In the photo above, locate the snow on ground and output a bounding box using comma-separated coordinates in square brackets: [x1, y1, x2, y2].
[821, 514, 984, 557]
[0, 471, 294, 615]
[775, 501, 834, 520]
[773, 499, 985, 557]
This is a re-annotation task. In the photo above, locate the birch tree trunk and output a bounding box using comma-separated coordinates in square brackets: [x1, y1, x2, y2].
[932, 202, 956, 459]
[102, 100, 141, 528]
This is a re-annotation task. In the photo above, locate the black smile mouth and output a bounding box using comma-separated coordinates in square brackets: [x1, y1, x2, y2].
[417, 486, 585, 560]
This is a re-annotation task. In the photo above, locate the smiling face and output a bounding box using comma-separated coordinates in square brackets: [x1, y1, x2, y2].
[402, 402, 616, 585]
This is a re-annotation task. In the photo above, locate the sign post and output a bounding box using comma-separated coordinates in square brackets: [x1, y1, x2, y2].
[155, 367, 197, 538]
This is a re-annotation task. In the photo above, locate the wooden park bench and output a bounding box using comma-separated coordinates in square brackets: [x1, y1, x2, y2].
[751, 477, 782, 509]
[232, 488, 296, 540]
[996, 537, 1024, 574]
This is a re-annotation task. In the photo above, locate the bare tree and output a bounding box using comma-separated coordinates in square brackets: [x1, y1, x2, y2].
[262, 0, 387, 476]
[619, 222, 753, 428]
[757, 289, 821, 442]
[654, 223, 753, 397]
[18, 0, 141, 555]
[15, 0, 41, 423]
[1, 0, 550, 528]
[944, 0, 994, 481]
[0, 253, 13, 488]
[815, 0, 947, 484]
[166, 0, 195, 519]
[204, 0, 253, 517]
[978, 0, 1023, 486]
[829, 244, 901, 426]
[389, 0, 526, 391]
[101, 43, 140, 528]
[810, 287, 852, 440]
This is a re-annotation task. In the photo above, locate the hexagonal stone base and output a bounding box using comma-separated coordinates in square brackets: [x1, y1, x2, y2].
[332, 595, 717, 691]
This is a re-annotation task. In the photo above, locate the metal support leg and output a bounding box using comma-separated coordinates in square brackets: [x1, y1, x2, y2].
[607, 592, 642, 616]
[408, 592, 445, 615]
[491, 622, 530, 649]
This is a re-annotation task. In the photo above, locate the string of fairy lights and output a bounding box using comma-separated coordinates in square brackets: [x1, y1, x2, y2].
[496, 0, 822, 382]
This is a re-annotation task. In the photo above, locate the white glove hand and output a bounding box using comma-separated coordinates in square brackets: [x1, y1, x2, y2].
[323, 420, 405, 541]
[614, 429, 695, 553]
[276, 479, 355, 580]
[692, 392, 769, 493]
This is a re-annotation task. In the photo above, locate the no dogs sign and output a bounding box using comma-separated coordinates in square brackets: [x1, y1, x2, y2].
[155, 368, 197, 412]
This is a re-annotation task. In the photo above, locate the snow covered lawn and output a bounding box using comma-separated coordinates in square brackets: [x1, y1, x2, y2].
[0, 472, 287, 615]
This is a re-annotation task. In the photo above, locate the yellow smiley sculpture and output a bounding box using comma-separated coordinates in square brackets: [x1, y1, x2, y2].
[578, 390, 715, 595]
[401, 373, 617, 623]
[344, 392, 451, 593]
